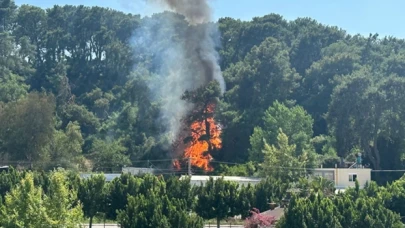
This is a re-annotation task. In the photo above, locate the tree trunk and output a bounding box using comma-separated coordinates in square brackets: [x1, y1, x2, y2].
[372, 138, 381, 170]
[363, 140, 377, 169]
[89, 216, 93, 228]
[217, 217, 220, 228]
[205, 118, 212, 152]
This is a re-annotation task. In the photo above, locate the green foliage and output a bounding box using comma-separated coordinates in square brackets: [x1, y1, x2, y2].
[116, 174, 203, 228]
[253, 177, 289, 212]
[0, 73, 29, 103]
[0, 92, 55, 167]
[279, 192, 403, 228]
[0, 172, 83, 228]
[106, 173, 142, 219]
[48, 121, 85, 170]
[249, 101, 315, 164]
[0, 167, 22, 199]
[195, 177, 239, 228]
[78, 174, 108, 228]
[2, 1, 405, 196]
[259, 129, 309, 180]
[90, 139, 131, 172]
[117, 190, 204, 228]
[218, 162, 256, 177]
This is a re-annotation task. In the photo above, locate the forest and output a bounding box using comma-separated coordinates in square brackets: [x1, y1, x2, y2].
[2, 0, 405, 227]
[2, 2, 405, 180]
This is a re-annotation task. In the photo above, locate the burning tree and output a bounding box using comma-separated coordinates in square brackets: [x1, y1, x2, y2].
[179, 80, 222, 171]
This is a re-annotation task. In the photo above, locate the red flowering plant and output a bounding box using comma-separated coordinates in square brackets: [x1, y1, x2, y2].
[244, 208, 275, 228]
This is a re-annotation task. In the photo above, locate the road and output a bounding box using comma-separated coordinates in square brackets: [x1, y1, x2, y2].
[84, 224, 244, 228]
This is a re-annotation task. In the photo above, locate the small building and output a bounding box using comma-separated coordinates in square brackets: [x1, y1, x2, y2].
[180, 175, 262, 187]
[311, 167, 371, 191]
[0, 166, 9, 173]
[79, 173, 121, 182]
[122, 167, 157, 175]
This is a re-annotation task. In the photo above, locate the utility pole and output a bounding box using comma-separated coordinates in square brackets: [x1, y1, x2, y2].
[188, 157, 192, 176]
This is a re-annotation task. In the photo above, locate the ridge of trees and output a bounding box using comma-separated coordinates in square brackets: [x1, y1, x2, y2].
[1, 169, 405, 227]
[1, 1, 405, 183]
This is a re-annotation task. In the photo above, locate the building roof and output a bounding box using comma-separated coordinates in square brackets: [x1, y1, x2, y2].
[80, 173, 121, 182]
[312, 168, 372, 171]
[260, 207, 285, 221]
[180, 175, 262, 182]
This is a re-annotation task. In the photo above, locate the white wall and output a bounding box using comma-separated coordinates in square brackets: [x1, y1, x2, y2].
[335, 168, 371, 189]
[183, 176, 262, 187]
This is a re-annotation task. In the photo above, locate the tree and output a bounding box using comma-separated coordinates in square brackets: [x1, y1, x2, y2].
[259, 129, 309, 181]
[0, 166, 22, 198]
[0, 92, 55, 167]
[237, 184, 256, 219]
[78, 174, 108, 228]
[117, 189, 204, 228]
[218, 162, 256, 177]
[165, 175, 195, 211]
[279, 191, 403, 228]
[48, 121, 84, 170]
[253, 177, 288, 212]
[249, 101, 315, 163]
[0, 171, 83, 228]
[180, 80, 222, 170]
[327, 68, 405, 169]
[90, 139, 131, 172]
[309, 176, 335, 196]
[0, 173, 49, 227]
[106, 173, 142, 219]
[0, 73, 29, 103]
[43, 171, 83, 227]
[383, 177, 405, 223]
[219, 37, 300, 162]
[298, 52, 360, 135]
[195, 177, 239, 228]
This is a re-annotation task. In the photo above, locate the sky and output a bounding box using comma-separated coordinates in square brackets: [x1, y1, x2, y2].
[14, 0, 405, 38]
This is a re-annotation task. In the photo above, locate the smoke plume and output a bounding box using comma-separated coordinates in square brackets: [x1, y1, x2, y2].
[135, 0, 225, 147]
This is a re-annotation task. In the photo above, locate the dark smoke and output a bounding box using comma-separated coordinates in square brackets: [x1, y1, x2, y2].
[153, 0, 225, 92]
[160, 0, 212, 24]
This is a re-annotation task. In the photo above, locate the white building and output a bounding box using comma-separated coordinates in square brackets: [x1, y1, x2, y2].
[122, 167, 156, 175]
[311, 168, 371, 191]
[180, 175, 262, 187]
[80, 173, 121, 182]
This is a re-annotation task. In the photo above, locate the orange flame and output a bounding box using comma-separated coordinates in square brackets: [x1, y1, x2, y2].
[173, 159, 181, 171]
[184, 103, 222, 171]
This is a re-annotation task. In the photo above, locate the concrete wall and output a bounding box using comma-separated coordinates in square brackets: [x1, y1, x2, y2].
[311, 168, 371, 189]
[182, 176, 262, 187]
[336, 168, 371, 189]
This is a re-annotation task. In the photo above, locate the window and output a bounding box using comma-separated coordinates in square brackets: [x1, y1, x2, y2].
[349, 174, 357, 182]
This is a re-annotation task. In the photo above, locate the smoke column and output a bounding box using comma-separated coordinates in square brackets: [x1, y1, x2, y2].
[137, 0, 225, 147]
[154, 0, 225, 91]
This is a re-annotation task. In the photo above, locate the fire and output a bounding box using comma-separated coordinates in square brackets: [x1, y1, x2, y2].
[173, 159, 181, 171]
[184, 103, 222, 171]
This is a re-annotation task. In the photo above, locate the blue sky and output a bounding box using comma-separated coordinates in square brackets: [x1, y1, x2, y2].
[15, 0, 405, 38]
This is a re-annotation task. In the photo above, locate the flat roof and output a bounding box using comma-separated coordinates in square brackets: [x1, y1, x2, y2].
[80, 173, 121, 182]
[180, 175, 262, 182]
[313, 168, 372, 171]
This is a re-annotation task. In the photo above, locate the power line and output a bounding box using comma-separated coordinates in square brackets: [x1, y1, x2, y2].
[371, 170, 405, 172]
[3, 158, 405, 174]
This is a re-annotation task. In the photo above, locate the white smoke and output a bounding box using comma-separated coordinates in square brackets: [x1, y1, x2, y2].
[133, 0, 225, 146]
